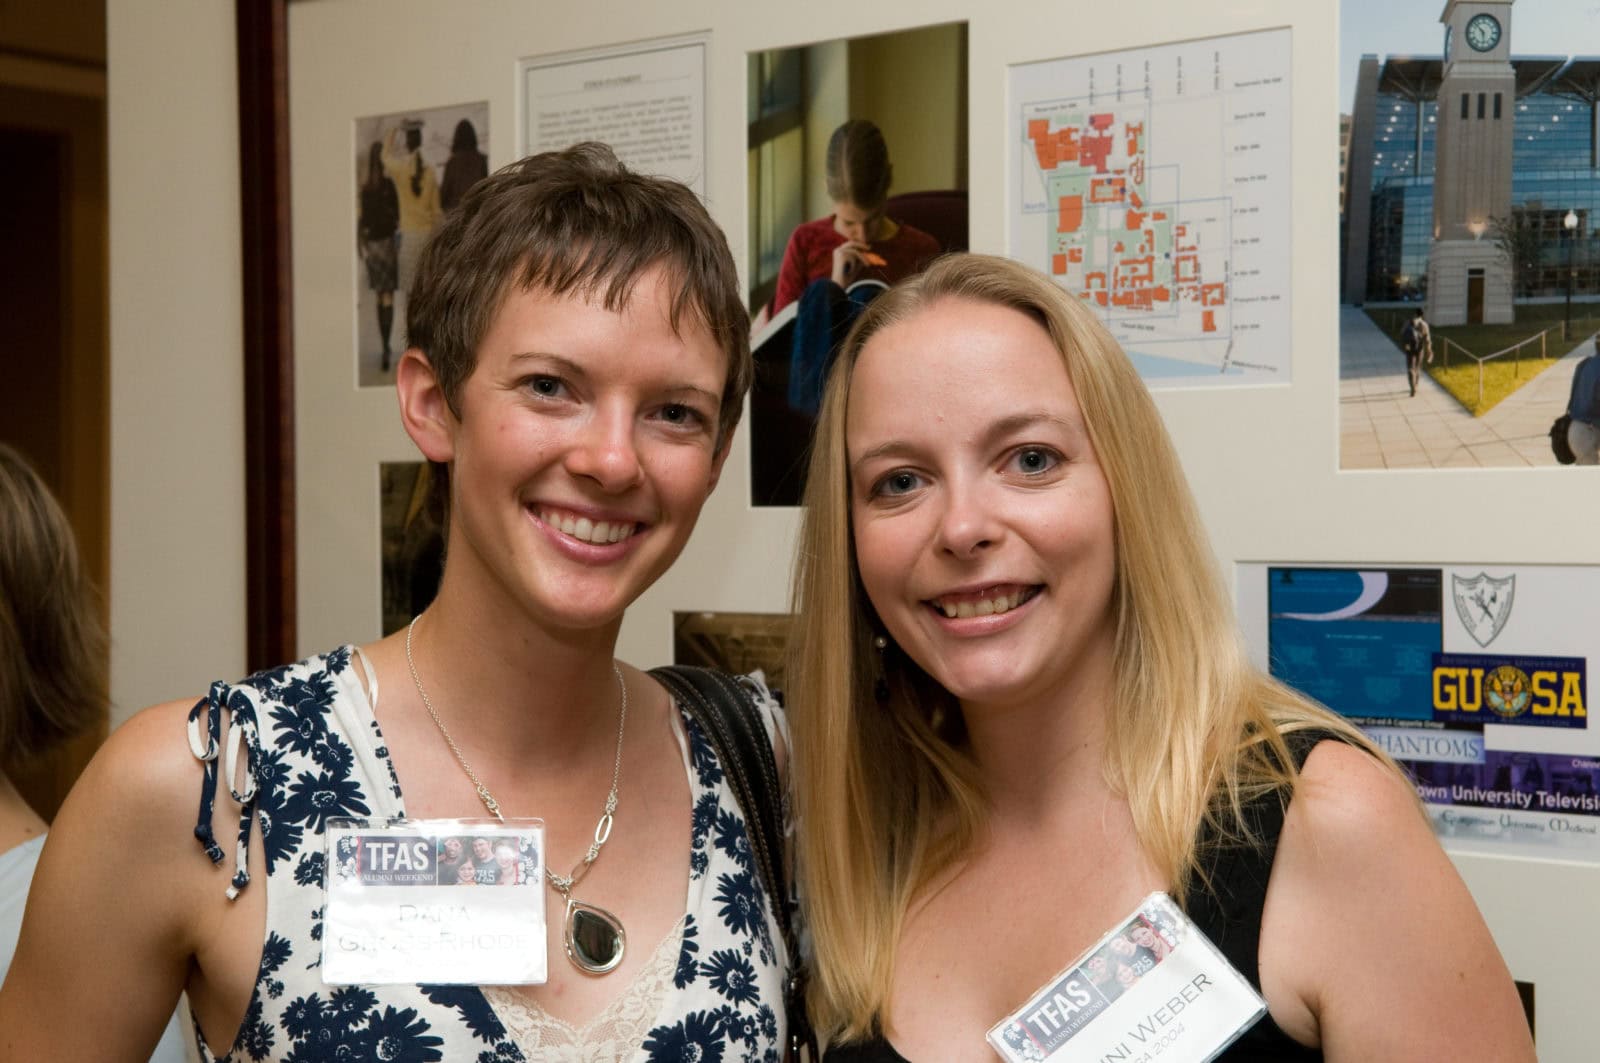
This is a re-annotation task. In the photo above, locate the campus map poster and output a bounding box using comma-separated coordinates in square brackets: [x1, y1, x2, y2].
[1239, 564, 1600, 862]
[1008, 30, 1292, 388]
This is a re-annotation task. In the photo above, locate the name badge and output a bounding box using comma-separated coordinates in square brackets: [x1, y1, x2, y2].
[322, 818, 547, 985]
[987, 893, 1265, 1063]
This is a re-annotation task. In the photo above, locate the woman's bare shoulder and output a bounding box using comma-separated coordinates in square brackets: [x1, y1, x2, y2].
[35, 698, 233, 907]
[80, 697, 212, 819]
[0, 697, 235, 1053]
[1259, 740, 1533, 1060]
[1292, 738, 1415, 824]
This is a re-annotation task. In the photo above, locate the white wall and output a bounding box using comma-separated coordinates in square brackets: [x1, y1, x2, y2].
[803, 39, 847, 221]
[107, 0, 246, 724]
[108, 1, 1599, 1056]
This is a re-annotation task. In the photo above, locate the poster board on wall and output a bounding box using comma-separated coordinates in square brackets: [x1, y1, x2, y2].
[1337, 0, 1600, 471]
[519, 35, 709, 196]
[354, 100, 491, 389]
[745, 22, 970, 507]
[1240, 562, 1600, 861]
[1006, 29, 1293, 389]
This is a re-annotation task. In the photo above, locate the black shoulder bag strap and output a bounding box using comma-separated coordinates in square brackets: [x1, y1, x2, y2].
[648, 664, 815, 1061]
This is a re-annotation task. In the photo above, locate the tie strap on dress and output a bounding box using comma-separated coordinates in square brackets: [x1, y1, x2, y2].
[186, 680, 263, 899]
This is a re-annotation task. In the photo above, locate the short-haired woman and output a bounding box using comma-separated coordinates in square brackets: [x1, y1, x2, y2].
[0, 145, 795, 1062]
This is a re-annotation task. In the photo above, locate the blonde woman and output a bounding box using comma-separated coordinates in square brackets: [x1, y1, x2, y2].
[788, 254, 1533, 1061]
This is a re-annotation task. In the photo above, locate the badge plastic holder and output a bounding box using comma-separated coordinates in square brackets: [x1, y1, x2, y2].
[988, 892, 1265, 1063]
[321, 817, 547, 986]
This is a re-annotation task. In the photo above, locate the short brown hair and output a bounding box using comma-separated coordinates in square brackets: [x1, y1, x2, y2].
[824, 120, 893, 211]
[406, 142, 751, 444]
[0, 444, 106, 768]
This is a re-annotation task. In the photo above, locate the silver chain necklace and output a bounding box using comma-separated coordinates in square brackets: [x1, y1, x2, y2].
[404, 615, 630, 973]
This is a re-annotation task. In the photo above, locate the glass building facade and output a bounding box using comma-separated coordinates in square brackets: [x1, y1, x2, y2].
[1366, 95, 1438, 300]
[1348, 57, 1599, 303]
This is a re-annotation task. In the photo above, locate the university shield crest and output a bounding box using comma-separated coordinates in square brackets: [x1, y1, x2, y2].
[1452, 573, 1515, 648]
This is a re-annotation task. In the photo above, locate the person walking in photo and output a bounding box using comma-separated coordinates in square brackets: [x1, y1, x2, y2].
[1400, 308, 1432, 398]
[1566, 335, 1600, 465]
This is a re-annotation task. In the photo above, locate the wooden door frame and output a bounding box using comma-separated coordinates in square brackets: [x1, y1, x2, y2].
[0, 81, 110, 820]
[236, 0, 296, 669]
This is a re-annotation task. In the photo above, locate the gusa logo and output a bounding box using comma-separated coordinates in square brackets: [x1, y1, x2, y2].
[1483, 665, 1531, 719]
[1432, 653, 1587, 729]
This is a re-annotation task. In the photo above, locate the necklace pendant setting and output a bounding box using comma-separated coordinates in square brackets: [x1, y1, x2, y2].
[404, 614, 631, 976]
[564, 896, 628, 975]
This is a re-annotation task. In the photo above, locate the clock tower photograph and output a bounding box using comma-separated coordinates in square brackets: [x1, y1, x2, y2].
[1428, 0, 1517, 324]
[1339, 0, 1600, 469]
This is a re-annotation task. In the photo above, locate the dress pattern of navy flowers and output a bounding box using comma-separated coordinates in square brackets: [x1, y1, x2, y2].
[186, 649, 789, 1062]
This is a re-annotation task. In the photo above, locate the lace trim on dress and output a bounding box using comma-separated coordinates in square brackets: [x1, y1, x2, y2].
[482, 914, 687, 1061]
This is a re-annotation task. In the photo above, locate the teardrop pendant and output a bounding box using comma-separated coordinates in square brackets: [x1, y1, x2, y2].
[564, 896, 627, 975]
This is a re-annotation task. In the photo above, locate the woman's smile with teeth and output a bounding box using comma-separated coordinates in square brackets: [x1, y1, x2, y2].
[929, 587, 1038, 619]
[539, 507, 639, 544]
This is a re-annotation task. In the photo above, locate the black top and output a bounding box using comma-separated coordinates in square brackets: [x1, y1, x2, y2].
[827, 733, 1338, 1062]
[358, 178, 400, 241]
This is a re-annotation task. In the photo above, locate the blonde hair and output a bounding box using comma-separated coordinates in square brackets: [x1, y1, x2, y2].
[0, 444, 107, 769]
[788, 255, 1382, 1041]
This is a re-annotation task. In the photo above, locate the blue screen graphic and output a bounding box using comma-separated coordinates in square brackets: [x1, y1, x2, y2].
[1267, 568, 1443, 723]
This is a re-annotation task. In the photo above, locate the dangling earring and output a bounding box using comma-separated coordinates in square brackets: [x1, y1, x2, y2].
[873, 634, 890, 703]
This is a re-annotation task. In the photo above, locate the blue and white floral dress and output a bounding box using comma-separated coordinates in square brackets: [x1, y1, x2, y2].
[186, 647, 791, 1062]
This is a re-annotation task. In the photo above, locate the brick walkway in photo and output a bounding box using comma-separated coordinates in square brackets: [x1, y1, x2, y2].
[1339, 305, 1595, 470]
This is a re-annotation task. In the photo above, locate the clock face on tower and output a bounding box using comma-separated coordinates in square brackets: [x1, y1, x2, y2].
[1466, 12, 1501, 53]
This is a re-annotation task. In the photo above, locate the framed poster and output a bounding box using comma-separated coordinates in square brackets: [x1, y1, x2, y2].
[519, 35, 708, 196]
[354, 102, 489, 388]
[1337, 0, 1599, 470]
[379, 462, 444, 637]
[745, 22, 969, 506]
[1007, 29, 1293, 389]
[1242, 562, 1599, 862]
[673, 611, 793, 689]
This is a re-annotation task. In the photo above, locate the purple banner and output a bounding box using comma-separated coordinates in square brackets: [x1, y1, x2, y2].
[1406, 752, 1600, 815]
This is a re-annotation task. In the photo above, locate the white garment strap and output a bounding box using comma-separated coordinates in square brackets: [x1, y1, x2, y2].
[187, 707, 218, 762]
[224, 709, 259, 804]
[222, 698, 260, 900]
[352, 645, 381, 712]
